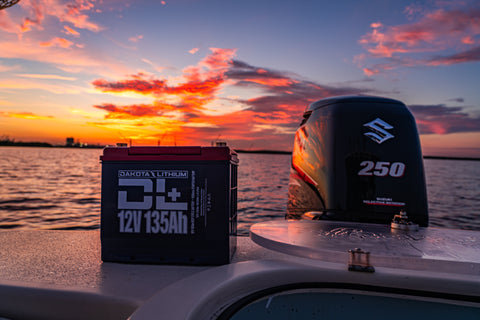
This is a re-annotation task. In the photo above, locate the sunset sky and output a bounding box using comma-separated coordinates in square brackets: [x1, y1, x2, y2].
[1, 0, 479, 156]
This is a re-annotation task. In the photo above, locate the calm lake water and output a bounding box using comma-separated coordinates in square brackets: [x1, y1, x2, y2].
[0, 147, 479, 235]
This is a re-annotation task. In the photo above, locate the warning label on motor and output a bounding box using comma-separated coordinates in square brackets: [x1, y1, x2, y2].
[363, 197, 405, 207]
[114, 169, 210, 235]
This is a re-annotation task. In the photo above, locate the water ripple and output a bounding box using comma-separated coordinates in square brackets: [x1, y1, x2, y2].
[0, 148, 478, 236]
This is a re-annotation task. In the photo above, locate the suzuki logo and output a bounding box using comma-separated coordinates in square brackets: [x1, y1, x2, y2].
[363, 118, 394, 144]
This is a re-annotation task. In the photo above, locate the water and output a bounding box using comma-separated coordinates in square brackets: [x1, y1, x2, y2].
[0, 147, 101, 230]
[0, 147, 479, 235]
[424, 158, 480, 230]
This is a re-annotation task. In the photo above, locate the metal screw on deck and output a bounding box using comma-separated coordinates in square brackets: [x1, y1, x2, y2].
[348, 248, 375, 273]
[391, 210, 419, 231]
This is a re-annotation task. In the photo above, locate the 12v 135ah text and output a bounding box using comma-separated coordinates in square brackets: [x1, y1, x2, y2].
[117, 210, 187, 234]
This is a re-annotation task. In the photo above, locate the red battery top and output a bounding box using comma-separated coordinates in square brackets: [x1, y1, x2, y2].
[100, 146, 238, 162]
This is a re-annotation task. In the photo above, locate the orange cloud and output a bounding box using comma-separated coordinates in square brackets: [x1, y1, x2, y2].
[242, 77, 298, 87]
[94, 102, 177, 119]
[53, 1, 102, 32]
[415, 119, 447, 135]
[363, 68, 379, 76]
[63, 25, 80, 36]
[0, 111, 54, 120]
[19, 0, 46, 33]
[40, 37, 74, 48]
[90, 49, 378, 150]
[0, 1, 118, 78]
[90, 50, 480, 151]
[129, 35, 144, 43]
[0, 10, 19, 33]
[357, 3, 480, 75]
[93, 48, 237, 121]
[15, 73, 77, 81]
[0, 77, 85, 94]
[0, 38, 132, 77]
[426, 46, 480, 66]
[408, 104, 480, 135]
[5, 0, 102, 36]
[92, 74, 224, 118]
[92, 77, 169, 95]
[461, 36, 476, 45]
[199, 48, 237, 71]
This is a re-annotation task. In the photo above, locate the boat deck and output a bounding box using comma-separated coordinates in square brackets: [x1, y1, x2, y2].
[0, 224, 479, 319]
[0, 230, 289, 319]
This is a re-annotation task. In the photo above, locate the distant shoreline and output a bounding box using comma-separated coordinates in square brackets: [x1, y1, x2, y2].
[234, 149, 292, 155]
[422, 155, 480, 162]
[235, 150, 480, 161]
[0, 141, 104, 149]
[1, 143, 478, 161]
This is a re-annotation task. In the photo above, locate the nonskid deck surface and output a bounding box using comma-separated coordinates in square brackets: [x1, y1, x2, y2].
[251, 220, 480, 274]
[0, 224, 478, 320]
[0, 229, 291, 319]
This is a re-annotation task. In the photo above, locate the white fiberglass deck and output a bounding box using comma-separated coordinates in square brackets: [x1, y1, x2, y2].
[251, 220, 480, 275]
[0, 222, 479, 320]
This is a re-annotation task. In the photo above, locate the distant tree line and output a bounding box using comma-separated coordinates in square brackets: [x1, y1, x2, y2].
[0, 135, 53, 147]
[0, 135, 105, 148]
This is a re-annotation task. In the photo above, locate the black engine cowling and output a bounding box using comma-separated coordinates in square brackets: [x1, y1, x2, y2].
[287, 95, 428, 226]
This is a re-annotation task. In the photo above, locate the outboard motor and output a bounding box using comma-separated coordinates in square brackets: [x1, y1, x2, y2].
[287, 96, 428, 226]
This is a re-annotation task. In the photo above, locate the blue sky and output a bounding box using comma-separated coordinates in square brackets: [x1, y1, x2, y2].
[1, 0, 479, 156]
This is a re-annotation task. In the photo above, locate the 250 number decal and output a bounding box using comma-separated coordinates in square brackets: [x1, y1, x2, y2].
[358, 161, 405, 177]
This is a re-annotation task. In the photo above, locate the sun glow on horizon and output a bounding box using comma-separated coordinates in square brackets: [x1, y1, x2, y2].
[0, 0, 478, 155]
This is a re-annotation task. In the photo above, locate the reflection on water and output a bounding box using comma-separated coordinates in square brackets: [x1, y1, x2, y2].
[0, 147, 478, 235]
[0, 147, 102, 230]
[237, 153, 290, 235]
[424, 159, 480, 231]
